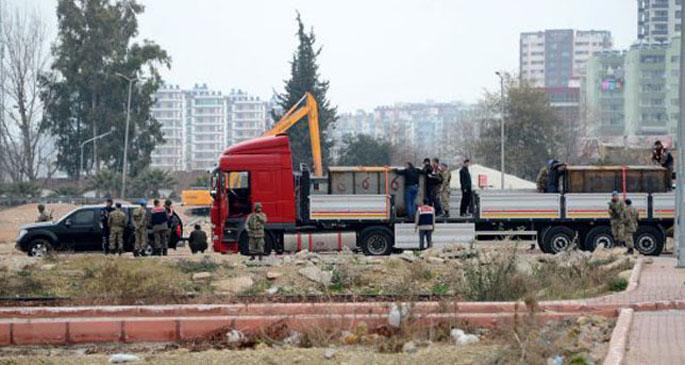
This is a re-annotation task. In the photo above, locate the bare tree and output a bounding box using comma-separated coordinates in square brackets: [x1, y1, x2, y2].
[0, 4, 52, 182]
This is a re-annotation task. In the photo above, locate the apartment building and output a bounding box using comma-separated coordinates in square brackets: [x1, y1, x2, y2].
[150, 84, 272, 171]
[150, 85, 186, 171]
[226, 89, 269, 146]
[638, 0, 683, 44]
[520, 29, 613, 88]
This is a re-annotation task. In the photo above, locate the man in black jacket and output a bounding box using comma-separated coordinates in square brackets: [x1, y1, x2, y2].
[425, 158, 443, 215]
[459, 159, 472, 217]
[398, 162, 421, 220]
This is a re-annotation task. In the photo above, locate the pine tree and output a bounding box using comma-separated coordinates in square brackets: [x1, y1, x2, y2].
[41, 0, 170, 178]
[272, 13, 337, 171]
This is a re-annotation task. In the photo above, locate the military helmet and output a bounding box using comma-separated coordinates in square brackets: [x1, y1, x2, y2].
[254, 202, 263, 211]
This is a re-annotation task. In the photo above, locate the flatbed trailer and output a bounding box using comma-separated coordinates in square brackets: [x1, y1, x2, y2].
[210, 135, 674, 256]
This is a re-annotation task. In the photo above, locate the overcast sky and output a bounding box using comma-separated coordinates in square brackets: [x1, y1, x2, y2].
[13, 0, 637, 112]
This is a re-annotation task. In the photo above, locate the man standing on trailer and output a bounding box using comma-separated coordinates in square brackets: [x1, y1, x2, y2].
[459, 159, 472, 217]
[415, 198, 436, 250]
[246, 202, 268, 261]
[652, 140, 674, 178]
[397, 162, 421, 220]
[608, 191, 626, 248]
[623, 199, 639, 256]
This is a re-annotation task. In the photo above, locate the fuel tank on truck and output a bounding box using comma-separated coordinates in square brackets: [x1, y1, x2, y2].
[283, 232, 356, 252]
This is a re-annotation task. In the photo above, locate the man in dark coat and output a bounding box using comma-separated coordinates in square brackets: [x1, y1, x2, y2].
[459, 159, 472, 217]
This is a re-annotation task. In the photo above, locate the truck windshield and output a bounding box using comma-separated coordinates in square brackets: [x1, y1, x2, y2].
[226, 171, 251, 217]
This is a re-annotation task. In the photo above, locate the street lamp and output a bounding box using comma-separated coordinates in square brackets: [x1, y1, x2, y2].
[115, 72, 137, 199]
[80, 127, 115, 187]
[676, 0, 685, 267]
[495, 71, 505, 190]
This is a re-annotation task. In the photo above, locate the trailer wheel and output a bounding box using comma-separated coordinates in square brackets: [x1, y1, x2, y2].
[635, 226, 664, 256]
[359, 227, 393, 256]
[541, 226, 574, 254]
[585, 226, 615, 251]
[537, 227, 551, 253]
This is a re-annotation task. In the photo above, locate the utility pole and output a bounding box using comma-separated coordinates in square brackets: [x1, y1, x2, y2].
[80, 128, 115, 189]
[495, 72, 505, 190]
[116, 73, 136, 199]
[677, 0, 685, 267]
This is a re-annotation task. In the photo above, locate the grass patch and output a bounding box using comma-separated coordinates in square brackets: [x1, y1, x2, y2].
[176, 256, 220, 273]
[608, 276, 628, 292]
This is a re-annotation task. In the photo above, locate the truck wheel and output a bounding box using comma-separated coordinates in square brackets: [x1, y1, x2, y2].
[359, 227, 393, 256]
[542, 226, 574, 254]
[28, 238, 53, 257]
[584, 226, 615, 251]
[635, 226, 664, 256]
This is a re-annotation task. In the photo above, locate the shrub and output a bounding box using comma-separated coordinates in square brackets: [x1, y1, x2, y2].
[76, 257, 189, 304]
[461, 251, 530, 301]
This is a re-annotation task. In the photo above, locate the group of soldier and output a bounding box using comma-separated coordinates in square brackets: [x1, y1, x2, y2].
[608, 191, 640, 255]
[99, 198, 178, 256]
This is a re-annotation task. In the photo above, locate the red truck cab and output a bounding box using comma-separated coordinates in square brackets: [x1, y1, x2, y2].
[210, 135, 298, 253]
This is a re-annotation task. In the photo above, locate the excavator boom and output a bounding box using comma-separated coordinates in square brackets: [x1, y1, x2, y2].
[265, 92, 322, 176]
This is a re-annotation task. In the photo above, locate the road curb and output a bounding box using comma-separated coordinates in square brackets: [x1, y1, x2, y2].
[626, 257, 643, 292]
[0, 310, 617, 346]
[603, 308, 633, 365]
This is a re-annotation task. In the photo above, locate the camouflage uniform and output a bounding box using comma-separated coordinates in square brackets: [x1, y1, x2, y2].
[132, 206, 148, 253]
[245, 207, 267, 255]
[108, 208, 128, 253]
[608, 199, 626, 245]
[623, 205, 639, 250]
[536, 167, 548, 193]
[439, 168, 451, 216]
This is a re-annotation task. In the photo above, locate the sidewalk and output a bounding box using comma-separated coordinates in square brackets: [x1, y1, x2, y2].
[605, 257, 685, 365]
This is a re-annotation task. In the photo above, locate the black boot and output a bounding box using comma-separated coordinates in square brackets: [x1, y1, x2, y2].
[249, 255, 255, 261]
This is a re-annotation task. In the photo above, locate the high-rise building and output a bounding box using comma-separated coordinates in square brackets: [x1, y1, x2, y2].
[150, 84, 271, 171]
[226, 89, 269, 146]
[624, 44, 670, 136]
[637, 0, 683, 44]
[150, 85, 187, 171]
[582, 51, 627, 137]
[188, 84, 226, 171]
[520, 29, 613, 88]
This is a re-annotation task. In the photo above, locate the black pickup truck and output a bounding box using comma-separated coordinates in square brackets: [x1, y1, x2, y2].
[15, 205, 183, 256]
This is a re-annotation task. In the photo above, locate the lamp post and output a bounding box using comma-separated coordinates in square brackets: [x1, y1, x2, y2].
[677, 0, 685, 267]
[80, 128, 115, 187]
[115, 73, 137, 199]
[495, 71, 505, 190]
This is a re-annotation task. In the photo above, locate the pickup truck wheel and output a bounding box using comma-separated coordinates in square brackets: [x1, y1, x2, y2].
[635, 226, 664, 256]
[139, 243, 154, 257]
[28, 239, 53, 257]
[360, 227, 393, 256]
[585, 226, 615, 251]
[542, 226, 574, 254]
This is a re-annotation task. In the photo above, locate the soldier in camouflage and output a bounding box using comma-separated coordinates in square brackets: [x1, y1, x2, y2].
[608, 191, 626, 248]
[245, 202, 267, 261]
[623, 199, 639, 256]
[107, 202, 128, 255]
[438, 163, 451, 217]
[132, 200, 148, 256]
[536, 166, 548, 193]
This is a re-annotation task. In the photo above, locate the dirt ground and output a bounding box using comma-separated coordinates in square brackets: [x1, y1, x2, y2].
[0, 344, 499, 365]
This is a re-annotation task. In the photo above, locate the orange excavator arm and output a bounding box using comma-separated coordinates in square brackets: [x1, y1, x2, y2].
[265, 92, 322, 177]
